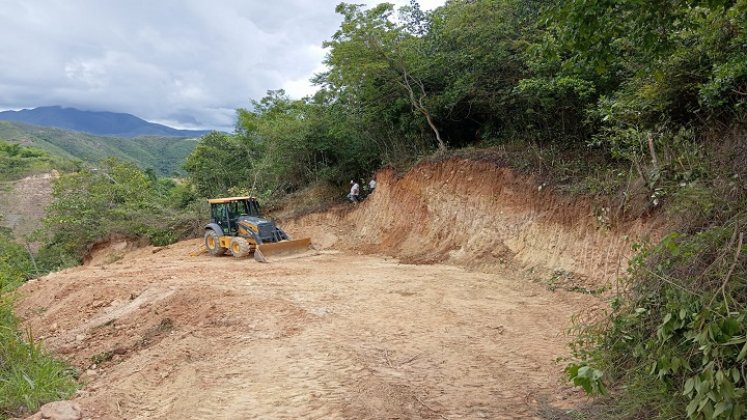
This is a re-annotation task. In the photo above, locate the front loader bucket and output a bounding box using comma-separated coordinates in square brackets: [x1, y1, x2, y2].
[254, 238, 312, 263]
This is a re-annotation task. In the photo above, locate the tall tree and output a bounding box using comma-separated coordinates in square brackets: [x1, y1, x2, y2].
[323, 2, 446, 151]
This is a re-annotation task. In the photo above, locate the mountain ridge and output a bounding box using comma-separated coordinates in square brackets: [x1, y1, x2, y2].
[0, 121, 197, 176]
[0, 106, 211, 138]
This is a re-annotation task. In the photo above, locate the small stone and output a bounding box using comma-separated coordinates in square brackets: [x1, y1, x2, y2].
[39, 400, 82, 420]
[75, 334, 86, 342]
[78, 369, 97, 384]
[50, 323, 59, 330]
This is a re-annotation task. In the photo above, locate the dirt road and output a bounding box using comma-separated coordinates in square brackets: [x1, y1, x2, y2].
[18, 239, 595, 419]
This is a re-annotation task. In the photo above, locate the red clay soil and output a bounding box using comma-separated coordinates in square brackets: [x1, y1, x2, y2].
[16, 159, 658, 419]
[285, 159, 660, 282]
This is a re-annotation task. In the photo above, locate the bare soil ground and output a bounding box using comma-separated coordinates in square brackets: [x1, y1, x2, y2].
[17, 239, 597, 419]
[0, 172, 55, 241]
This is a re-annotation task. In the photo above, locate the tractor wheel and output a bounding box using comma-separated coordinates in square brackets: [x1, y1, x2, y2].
[229, 237, 251, 258]
[204, 230, 226, 256]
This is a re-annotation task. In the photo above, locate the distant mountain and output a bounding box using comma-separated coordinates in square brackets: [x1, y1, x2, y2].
[0, 121, 198, 176]
[0, 106, 211, 138]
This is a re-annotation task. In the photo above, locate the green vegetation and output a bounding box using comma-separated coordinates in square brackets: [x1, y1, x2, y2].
[0, 225, 77, 418]
[0, 139, 73, 181]
[0, 121, 199, 176]
[567, 155, 747, 419]
[36, 158, 202, 270]
[0, 157, 200, 417]
[0, 122, 203, 418]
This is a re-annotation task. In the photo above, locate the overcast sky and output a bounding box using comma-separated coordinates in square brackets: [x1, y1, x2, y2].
[0, 1, 445, 131]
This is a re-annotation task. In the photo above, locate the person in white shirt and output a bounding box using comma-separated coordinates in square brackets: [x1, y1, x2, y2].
[347, 180, 360, 202]
[368, 177, 376, 193]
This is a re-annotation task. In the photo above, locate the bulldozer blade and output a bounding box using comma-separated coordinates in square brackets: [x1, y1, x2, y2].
[253, 238, 311, 263]
[188, 245, 207, 256]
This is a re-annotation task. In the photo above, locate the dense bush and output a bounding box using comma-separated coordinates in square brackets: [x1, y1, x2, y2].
[186, 91, 381, 198]
[567, 144, 747, 419]
[37, 158, 202, 270]
[0, 140, 59, 181]
[569, 214, 747, 419]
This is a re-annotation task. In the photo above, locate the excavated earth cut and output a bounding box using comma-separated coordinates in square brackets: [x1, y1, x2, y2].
[17, 158, 660, 419]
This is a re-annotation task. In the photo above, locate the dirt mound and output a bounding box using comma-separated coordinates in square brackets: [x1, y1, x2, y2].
[83, 235, 148, 266]
[286, 158, 661, 284]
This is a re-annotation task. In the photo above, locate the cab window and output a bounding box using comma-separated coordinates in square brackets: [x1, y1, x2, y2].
[248, 200, 260, 216]
[211, 203, 226, 222]
[227, 200, 248, 217]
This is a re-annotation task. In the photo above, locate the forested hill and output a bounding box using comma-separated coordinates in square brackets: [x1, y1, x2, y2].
[0, 106, 210, 138]
[0, 121, 198, 176]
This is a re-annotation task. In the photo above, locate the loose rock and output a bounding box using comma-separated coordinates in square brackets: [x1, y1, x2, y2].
[39, 401, 82, 420]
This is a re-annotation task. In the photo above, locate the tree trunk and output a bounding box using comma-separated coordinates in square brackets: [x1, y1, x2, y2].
[399, 72, 446, 151]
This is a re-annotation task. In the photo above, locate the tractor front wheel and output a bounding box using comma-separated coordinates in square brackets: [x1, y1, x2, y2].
[229, 237, 251, 258]
[204, 230, 226, 256]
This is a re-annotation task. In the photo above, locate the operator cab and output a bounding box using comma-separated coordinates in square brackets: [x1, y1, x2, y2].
[208, 196, 261, 235]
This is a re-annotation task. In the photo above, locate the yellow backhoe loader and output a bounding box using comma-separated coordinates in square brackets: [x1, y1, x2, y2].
[203, 196, 310, 262]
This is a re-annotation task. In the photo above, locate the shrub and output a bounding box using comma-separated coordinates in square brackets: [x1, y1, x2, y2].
[568, 212, 747, 419]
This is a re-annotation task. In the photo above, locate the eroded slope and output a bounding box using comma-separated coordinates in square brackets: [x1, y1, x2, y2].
[286, 159, 659, 283]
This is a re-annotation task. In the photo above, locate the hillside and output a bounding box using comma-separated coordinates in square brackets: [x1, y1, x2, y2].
[0, 106, 210, 138]
[0, 121, 198, 176]
[16, 160, 638, 419]
[0, 172, 55, 242]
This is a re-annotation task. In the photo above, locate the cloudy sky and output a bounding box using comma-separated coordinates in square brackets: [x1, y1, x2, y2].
[0, 0, 445, 131]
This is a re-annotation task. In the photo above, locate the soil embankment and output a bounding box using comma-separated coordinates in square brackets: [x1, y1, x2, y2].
[287, 158, 659, 283]
[16, 159, 657, 419]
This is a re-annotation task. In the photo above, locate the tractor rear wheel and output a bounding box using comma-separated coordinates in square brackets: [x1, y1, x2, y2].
[204, 230, 226, 256]
[229, 237, 251, 258]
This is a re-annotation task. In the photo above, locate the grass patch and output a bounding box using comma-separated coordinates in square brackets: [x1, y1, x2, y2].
[0, 232, 77, 419]
[0, 298, 78, 419]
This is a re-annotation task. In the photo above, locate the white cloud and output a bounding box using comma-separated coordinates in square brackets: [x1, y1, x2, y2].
[64, 58, 109, 89]
[0, 0, 446, 131]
